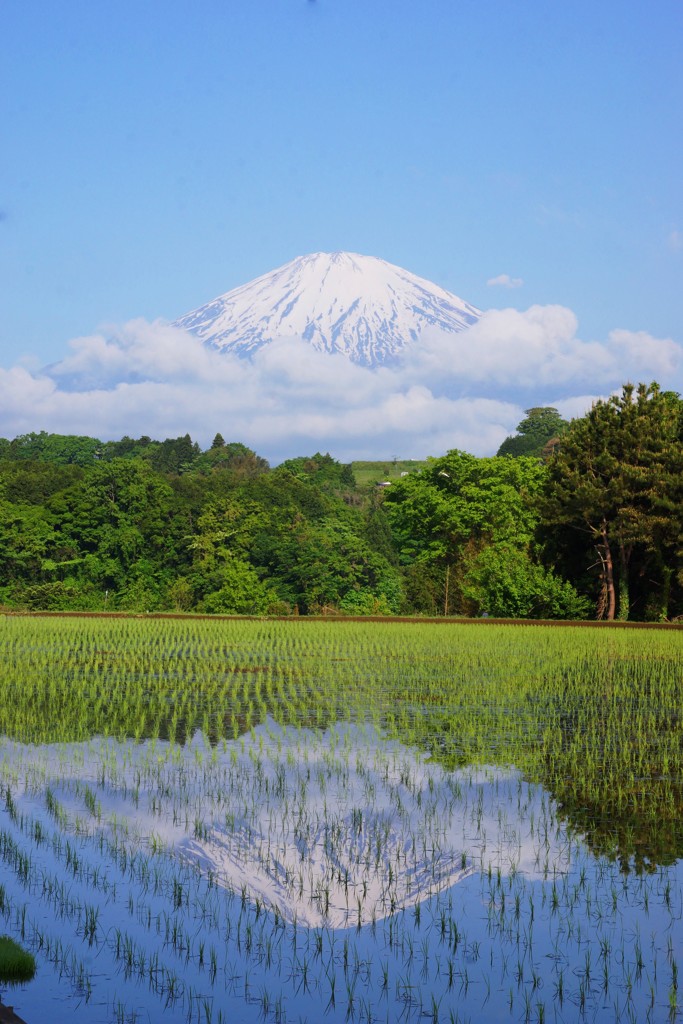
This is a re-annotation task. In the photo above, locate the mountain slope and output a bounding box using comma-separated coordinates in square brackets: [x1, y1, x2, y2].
[173, 251, 481, 366]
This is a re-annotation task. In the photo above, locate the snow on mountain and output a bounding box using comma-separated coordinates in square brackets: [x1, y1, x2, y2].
[173, 252, 481, 367]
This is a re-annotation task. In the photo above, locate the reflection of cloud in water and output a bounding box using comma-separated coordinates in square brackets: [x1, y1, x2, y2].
[9, 721, 570, 929]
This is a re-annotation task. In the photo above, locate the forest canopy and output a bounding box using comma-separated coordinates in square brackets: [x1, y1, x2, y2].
[1, 384, 680, 620]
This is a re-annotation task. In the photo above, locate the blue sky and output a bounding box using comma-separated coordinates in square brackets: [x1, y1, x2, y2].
[0, 1, 681, 457]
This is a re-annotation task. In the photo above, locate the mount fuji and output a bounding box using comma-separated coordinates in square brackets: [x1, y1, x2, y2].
[173, 252, 481, 367]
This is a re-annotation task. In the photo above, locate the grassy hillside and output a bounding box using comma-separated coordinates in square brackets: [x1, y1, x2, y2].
[351, 459, 427, 488]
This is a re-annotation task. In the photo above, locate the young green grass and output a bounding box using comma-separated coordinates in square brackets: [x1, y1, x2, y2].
[0, 934, 36, 982]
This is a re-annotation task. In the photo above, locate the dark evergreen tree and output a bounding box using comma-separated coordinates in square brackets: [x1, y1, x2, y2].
[541, 383, 683, 620]
[148, 434, 201, 475]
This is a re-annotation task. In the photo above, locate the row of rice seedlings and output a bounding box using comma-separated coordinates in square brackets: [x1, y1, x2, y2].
[2, 615, 678, 874]
[0, 614, 681, 1022]
[1, 712, 682, 1021]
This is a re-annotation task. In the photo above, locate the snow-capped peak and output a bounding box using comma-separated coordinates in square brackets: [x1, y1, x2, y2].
[173, 252, 481, 366]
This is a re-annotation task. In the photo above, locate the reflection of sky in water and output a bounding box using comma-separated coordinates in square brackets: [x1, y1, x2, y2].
[1, 721, 681, 1024]
[7, 721, 568, 927]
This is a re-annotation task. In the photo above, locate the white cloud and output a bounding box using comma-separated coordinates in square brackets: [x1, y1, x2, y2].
[49, 320, 238, 388]
[0, 307, 680, 462]
[405, 306, 681, 395]
[550, 393, 609, 421]
[405, 306, 605, 389]
[668, 229, 682, 252]
[604, 328, 681, 379]
[486, 273, 524, 289]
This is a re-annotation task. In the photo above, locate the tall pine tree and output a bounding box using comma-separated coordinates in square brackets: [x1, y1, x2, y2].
[542, 383, 683, 620]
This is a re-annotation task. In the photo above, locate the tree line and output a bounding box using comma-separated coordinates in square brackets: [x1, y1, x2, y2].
[0, 382, 680, 620]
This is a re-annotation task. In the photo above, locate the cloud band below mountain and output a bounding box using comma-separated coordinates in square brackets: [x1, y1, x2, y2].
[1, 306, 680, 461]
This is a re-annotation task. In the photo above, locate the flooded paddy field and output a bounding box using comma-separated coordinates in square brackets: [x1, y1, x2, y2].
[0, 616, 681, 1023]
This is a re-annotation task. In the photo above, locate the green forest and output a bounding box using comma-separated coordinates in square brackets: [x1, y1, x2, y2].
[1, 382, 681, 621]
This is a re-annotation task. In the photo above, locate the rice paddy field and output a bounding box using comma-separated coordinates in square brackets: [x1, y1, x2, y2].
[0, 616, 681, 1024]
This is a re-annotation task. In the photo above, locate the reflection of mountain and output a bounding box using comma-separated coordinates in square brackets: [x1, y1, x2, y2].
[11, 724, 571, 928]
[170, 727, 571, 927]
[6, 723, 682, 1024]
[179, 801, 476, 928]
[8, 670, 683, 878]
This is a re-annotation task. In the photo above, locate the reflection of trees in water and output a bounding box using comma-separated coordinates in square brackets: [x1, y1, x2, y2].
[410, 699, 683, 875]
[536, 715, 683, 873]
[157, 703, 342, 748]
[8, 683, 683, 877]
[548, 777, 683, 874]
[4, 630, 682, 876]
[12, 694, 683, 875]
[521, 699, 683, 874]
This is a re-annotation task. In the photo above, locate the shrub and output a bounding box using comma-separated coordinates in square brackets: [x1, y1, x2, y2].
[0, 935, 36, 982]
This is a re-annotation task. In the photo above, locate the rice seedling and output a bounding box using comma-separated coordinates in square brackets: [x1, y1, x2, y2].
[0, 615, 680, 1021]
